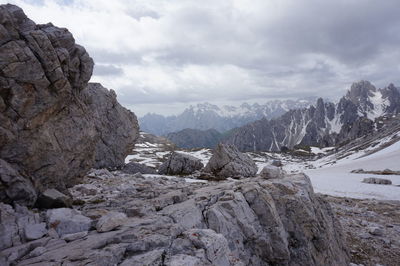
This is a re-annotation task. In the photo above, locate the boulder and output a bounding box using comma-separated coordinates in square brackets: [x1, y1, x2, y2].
[271, 159, 283, 167]
[24, 223, 47, 241]
[158, 152, 204, 175]
[259, 165, 284, 179]
[96, 212, 127, 233]
[121, 162, 157, 175]
[203, 143, 257, 179]
[35, 189, 72, 209]
[46, 208, 92, 236]
[362, 177, 392, 185]
[0, 4, 139, 206]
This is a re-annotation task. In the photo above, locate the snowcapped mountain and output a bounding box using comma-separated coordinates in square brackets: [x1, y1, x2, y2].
[224, 81, 400, 151]
[139, 98, 317, 136]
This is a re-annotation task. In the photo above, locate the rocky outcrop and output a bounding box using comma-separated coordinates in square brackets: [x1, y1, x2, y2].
[204, 143, 257, 179]
[166, 128, 222, 149]
[158, 152, 204, 175]
[82, 83, 139, 169]
[0, 4, 139, 206]
[0, 172, 349, 265]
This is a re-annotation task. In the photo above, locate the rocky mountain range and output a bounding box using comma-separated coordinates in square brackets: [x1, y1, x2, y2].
[139, 98, 316, 136]
[224, 81, 400, 151]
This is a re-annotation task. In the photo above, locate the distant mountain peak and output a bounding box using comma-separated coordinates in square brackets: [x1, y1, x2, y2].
[139, 98, 317, 136]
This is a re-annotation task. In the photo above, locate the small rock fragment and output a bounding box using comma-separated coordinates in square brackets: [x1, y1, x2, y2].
[96, 212, 127, 232]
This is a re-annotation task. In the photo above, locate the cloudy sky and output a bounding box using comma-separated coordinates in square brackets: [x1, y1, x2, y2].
[4, 0, 400, 115]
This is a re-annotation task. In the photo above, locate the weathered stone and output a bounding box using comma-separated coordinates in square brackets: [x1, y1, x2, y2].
[271, 159, 283, 167]
[158, 152, 204, 175]
[362, 177, 392, 185]
[82, 83, 139, 169]
[369, 226, 384, 236]
[259, 165, 284, 179]
[203, 143, 257, 179]
[24, 223, 47, 241]
[121, 162, 157, 175]
[61, 231, 88, 242]
[0, 159, 37, 206]
[25, 246, 46, 259]
[0, 4, 139, 206]
[96, 212, 127, 233]
[87, 168, 114, 180]
[46, 208, 92, 236]
[36, 189, 72, 209]
[182, 229, 231, 266]
[120, 249, 164, 266]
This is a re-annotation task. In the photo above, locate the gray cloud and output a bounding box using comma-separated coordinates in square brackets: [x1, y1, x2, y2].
[10, 0, 400, 115]
[93, 64, 124, 76]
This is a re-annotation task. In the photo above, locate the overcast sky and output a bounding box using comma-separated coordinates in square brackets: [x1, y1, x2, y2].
[4, 0, 400, 116]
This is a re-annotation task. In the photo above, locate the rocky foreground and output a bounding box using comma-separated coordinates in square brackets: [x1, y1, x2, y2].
[1, 170, 350, 266]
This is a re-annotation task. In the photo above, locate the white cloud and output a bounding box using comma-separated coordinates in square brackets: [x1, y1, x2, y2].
[3, 0, 400, 116]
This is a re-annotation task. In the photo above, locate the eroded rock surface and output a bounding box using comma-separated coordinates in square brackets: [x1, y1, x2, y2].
[0, 4, 139, 206]
[204, 143, 257, 179]
[1, 171, 349, 265]
[158, 152, 204, 175]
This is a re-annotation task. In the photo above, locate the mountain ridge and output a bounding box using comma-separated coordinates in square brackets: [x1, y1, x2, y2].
[224, 80, 400, 151]
[139, 98, 317, 136]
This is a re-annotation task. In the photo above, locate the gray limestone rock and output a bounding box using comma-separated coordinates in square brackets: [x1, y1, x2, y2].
[203, 143, 257, 179]
[158, 152, 204, 175]
[96, 212, 127, 233]
[82, 83, 139, 169]
[24, 223, 47, 241]
[36, 188, 72, 209]
[362, 177, 392, 185]
[61, 231, 88, 242]
[259, 165, 284, 179]
[0, 4, 139, 206]
[0, 159, 37, 206]
[4, 172, 350, 266]
[46, 208, 92, 236]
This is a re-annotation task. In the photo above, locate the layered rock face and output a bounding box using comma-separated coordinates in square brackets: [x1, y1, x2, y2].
[224, 81, 400, 151]
[82, 83, 139, 169]
[0, 172, 349, 265]
[0, 4, 139, 206]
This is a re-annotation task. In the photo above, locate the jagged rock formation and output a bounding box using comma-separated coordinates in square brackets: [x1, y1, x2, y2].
[0, 4, 139, 206]
[83, 83, 139, 169]
[166, 128, 222, 149]
[224, 81, 400, 151]
[140, 99, 316, 136]
[0, 172, 350, 265]
[204, 143, 257, 179]
[158, 152, 204, 175]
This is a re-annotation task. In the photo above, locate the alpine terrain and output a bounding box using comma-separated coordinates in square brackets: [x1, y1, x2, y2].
[1, 3, 400, 266]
